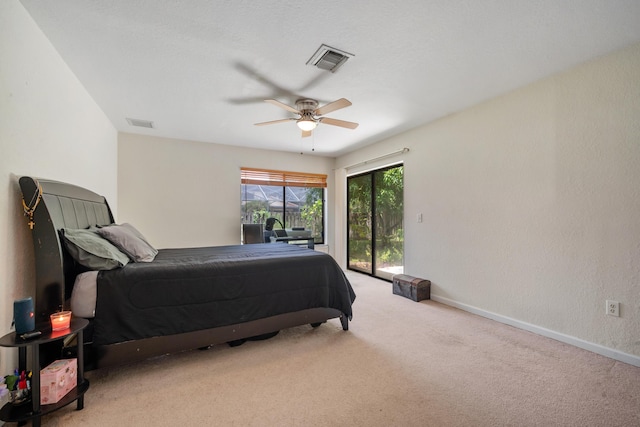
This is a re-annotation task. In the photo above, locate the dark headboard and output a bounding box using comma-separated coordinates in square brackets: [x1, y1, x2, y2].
[19, 177, 114, 323]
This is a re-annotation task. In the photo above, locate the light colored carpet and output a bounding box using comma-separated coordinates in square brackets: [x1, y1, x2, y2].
[12, 271, 640, 426]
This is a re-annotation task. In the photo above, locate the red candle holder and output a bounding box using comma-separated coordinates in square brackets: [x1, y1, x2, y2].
[50, 311, 72, 331]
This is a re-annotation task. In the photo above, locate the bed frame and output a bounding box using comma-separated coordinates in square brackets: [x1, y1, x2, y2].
[19, 176, 348, 369]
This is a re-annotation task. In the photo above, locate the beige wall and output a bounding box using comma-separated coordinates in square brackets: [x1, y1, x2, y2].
[117, 133, 336, 250]
[0, 1, 118, 372]
[336, 43, 640, 363]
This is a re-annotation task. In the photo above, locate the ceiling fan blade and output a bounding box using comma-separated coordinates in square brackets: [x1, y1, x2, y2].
[320, 117, 359, 129]
[301, 130, 312, 138]
[254, 118, 293, 126]
[235, 63, 301, 101]
[314, 98, 352, 116]
[265, 99, 300, 114]
[236, 63, 290, 93]
[228, 96, 276, 105]
[297, 72, 331, 92]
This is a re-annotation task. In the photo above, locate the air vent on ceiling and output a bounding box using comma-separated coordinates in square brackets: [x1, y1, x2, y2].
[126, 118, 154, 128]
[306, 44, 354, 73]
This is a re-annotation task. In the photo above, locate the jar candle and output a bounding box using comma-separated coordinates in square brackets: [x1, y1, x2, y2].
[50, 311, 72, 331]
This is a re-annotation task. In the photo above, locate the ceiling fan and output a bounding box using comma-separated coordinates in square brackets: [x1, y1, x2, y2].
[255, 98, 359, 137]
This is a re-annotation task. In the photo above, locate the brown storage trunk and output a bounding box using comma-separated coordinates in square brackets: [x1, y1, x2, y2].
[392, 274, 431, 302]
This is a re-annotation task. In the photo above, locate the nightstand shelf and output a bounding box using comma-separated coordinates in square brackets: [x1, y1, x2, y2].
[0, 318, 89, 427]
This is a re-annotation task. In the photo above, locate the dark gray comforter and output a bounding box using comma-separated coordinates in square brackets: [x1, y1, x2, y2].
[93, 244, 355, 345]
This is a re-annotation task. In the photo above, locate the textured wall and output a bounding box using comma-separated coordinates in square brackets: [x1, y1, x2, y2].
[117, 133, 335, 250]
[0, 1, 117, 373]
[337, 42, 640, 359]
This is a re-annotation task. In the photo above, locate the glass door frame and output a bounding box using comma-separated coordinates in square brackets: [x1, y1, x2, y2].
[347, 163, 404, 281]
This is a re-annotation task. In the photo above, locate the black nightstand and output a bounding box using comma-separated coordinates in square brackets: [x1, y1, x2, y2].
[0, 318, 90, 427]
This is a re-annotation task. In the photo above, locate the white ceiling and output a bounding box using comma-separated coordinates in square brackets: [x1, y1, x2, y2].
[20, 0, 640, 157]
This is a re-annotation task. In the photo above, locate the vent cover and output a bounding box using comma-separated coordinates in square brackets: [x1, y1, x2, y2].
[306, 44, 354, 73]
[126, 118, 154, 128]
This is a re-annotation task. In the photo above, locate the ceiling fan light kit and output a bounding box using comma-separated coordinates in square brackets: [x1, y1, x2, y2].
[297, 119, 317, 131]
[255, 97, 358, 138]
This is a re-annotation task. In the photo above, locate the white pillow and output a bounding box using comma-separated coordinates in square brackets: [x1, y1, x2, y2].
[71, 271, 98, 318]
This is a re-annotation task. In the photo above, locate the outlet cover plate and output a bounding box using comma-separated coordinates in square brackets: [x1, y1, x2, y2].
[606, 300, 620, 317]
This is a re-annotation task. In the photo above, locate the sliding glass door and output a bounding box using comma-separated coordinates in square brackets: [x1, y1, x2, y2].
[347, 173, 373, 274]
[347, 164, 404, 280]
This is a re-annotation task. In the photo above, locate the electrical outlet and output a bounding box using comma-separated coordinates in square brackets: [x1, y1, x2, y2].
[417, 213, 423, 223]
[606, 300, 620, 317]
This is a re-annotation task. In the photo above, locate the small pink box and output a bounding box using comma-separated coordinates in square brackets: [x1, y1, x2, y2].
[40, 358, 77, 405]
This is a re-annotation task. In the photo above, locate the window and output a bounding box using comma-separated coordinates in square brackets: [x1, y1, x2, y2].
[241, 168, 326, 244]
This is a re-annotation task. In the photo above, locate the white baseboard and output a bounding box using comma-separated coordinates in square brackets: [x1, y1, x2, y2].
[431, 295, 640, 368]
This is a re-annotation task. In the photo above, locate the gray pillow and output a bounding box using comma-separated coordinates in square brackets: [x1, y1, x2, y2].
[97, 223, 158, 262]
[62, 228, 130, 270]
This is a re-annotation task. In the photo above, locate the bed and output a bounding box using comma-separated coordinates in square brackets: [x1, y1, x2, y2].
[18, 176, 355, 369]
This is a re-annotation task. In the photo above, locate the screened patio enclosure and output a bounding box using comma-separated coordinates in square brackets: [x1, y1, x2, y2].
[241, 184, 325, 243]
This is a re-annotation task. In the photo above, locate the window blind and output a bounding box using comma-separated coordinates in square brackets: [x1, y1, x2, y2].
[241, 168, 327, 188]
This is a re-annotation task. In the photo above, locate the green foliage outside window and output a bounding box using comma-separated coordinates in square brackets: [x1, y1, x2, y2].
[300, 188, 323, 240]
